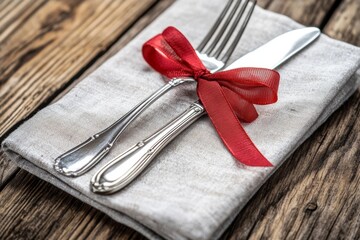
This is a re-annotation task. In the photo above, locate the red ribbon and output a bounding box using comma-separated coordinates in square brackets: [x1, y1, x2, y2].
[142, 27, 280, 167]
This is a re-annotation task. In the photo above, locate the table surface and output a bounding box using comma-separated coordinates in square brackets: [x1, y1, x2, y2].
[0, 0, 359, 239]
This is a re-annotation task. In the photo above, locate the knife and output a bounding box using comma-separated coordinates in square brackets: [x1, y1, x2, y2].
[91, 27, 321, 194]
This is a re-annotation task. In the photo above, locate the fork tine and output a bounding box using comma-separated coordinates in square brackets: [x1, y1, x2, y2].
[197, 0, 234, 52]
[199, 0, 257, 65]
[219, 0, 256, 63]
[201, 0, 242, 55]
[212, 0, 250, 58]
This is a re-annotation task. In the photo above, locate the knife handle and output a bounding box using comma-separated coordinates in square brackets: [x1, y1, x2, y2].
[54, 78, 188, 177]
[91, 101, 205, 194]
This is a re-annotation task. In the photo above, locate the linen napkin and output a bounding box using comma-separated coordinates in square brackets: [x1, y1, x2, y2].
[3, 0, 360, 239]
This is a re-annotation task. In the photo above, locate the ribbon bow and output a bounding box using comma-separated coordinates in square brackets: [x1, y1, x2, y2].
[142, 27, 280, 167]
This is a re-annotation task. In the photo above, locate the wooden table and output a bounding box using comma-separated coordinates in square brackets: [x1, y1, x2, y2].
[0, 0, 359, 239]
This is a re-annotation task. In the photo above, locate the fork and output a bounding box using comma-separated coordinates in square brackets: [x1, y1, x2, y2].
[54, 0, 256, 177]
[91, 0, 257, 193]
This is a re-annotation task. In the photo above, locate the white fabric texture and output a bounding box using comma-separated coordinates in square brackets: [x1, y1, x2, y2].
[3, 0, 360, 239]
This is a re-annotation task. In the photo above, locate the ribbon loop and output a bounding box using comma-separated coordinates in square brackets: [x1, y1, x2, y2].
[142, 26, 280, 167]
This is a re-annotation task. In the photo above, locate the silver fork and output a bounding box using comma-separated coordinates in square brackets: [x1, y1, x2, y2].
[91, 0, 257, 193]
[54, 0, 256, 177]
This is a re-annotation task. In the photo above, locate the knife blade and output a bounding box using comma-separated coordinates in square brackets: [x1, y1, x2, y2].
[91, 27, 321, 194]
[228, 27, 320, 69]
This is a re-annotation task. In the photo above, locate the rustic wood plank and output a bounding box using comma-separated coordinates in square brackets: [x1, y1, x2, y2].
[1, 0, 359, 239]
[53, 0, 175, 101]
[0, 0, 157, 188]
[0, 0, 175, 189]
[0, 0, 157, 137]
[0, 0, 176, 187]
[0, 1, 47, 43]
[222, 92, 360, 240]
[324, 0, 360, 45]
[258, 0, 339, 26]
[0, 0, 171, 239]
[0, 170, 146, 239]
[0, 152, 18, 188]
[221, 0, 360, 239]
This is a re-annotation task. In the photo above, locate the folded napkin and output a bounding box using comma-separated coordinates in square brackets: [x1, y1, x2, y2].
[3, 0, 360, 239]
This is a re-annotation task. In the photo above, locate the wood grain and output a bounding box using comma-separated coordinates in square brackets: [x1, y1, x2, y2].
[0, 0, 173, 238]
[0, 0, 158, 188]
[222, 0, 360, 239]
[0, 0, 156, 137]
[0, 0, 359, 239]
[0, 152, 18, 188]
[222, 92, 360, 240]
[258, 0, 339, 26]
[324, 0, 360, 45]
[0, 170, 145, 239]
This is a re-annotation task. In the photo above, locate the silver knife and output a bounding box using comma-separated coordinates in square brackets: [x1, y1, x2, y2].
[91, 27, 321, 194]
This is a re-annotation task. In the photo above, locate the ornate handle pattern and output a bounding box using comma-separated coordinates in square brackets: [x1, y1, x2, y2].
[91, 101, 205, 193]
[54, 79, 188, 177]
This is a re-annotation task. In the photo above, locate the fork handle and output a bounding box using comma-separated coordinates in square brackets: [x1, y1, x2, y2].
[54, 78, 187, 177]
[91, 101, 205, 193]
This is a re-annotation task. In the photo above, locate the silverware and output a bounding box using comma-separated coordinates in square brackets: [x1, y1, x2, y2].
[91, 27, 321, 194]
[54, 0, 257, 177]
